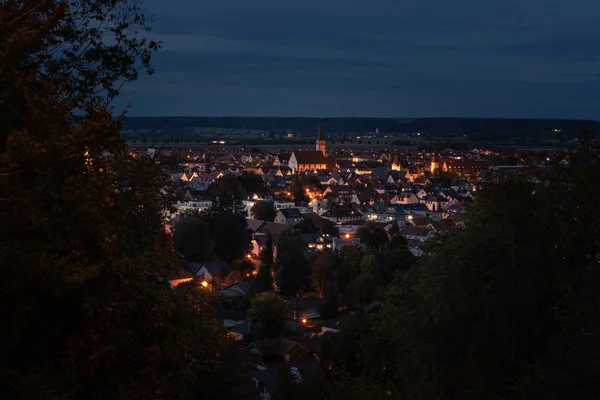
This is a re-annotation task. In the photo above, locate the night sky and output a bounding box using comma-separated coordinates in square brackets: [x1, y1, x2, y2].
[119, 0, 600, 119]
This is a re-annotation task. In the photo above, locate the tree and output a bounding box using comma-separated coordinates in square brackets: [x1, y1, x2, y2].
[248, 292, 287, 339]
[275, 229, 310, 298]
[222, 270, 245, 287]
[253, 265, 275, 295]
[342, 141, 600, 398]
[360, 254, 383, 285]
[164, 152, 182, 171]
[291, 174, 308, 203]
[238, 171, 268, 194]
[251, 200, 276, 221]
[0, 2, 236, 398]
[379, 246, 415, 284]
[0, 0, 160, 154]
[311, 252, 339, 298]
[388, 222, 400, 237]
[253, 235, 275, 295]
[357, 222, 389, 250]
[202, 210, 252, 263]
[173, 215, 214, 263]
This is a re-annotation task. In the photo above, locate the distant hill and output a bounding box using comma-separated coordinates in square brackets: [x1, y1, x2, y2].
[121, 116, 600, 141]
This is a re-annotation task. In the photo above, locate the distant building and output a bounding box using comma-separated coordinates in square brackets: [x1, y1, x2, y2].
[275, 208, 305, 226]
[289, 151, 329, 172]
[316, 119, 326, 157]
[431, 152, 489, 175]
[288, 121, 335, 172]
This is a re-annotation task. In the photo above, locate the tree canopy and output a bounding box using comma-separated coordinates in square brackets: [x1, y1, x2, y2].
[0, 1, 233, 398]
[275, 229, 310, 298]
[248, 292, 287, 339]
[173, 215, 214, 263]
[320, 132, 600, 399]
[251, 200, 277, 221]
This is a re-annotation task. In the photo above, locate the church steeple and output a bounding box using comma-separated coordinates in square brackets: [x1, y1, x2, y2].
[316, 119, 326, 156]
[391, 154, 401, 171]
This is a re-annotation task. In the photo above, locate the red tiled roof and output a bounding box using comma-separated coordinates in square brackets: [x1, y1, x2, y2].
[292, 151, 329, 165]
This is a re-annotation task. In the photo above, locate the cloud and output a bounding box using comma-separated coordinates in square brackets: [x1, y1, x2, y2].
[117, 0, 600, 118]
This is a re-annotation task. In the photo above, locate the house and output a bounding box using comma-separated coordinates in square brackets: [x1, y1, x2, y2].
[273, 199, 296, 210]
[423, 195, 450, 211]
[320, 317, 342, 334]
[191, 261, 231, 283]
[301, 233, 334, 251]
[332, 236, 363, 251]
[320, 204, 362, 223]
[253, 361, 319, 400]
[175, 199, 213, 214]
[248, 338, 319, 366]
[428, 218, 456, 233]
[391, 192, 419, 205]
[401, 226, 432, 242]
[225, 281, 253, 296]
[166, 266, 194, 287]
[274, 208, 305, 226]
[287, 296, 325, 319]
[300, 212, 336, 233]
[229, 320, 252, 342]
[274, 153, 291, 167]
[214, 308, 247, 328]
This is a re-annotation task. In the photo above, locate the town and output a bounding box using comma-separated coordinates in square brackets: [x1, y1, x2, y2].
[5, 0, 600, 398]
[138, 122, 557, 399]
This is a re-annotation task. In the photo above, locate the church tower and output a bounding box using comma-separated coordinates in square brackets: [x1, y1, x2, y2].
[391, 154, 401, 171]
[316, 119, 326, 157]
[430, 151, 439, 174]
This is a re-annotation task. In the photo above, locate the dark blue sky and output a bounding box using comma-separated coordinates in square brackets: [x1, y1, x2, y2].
[118, 0, 600, 119]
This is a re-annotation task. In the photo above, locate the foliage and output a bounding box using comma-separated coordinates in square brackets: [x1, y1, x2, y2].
[311, 252, 339, 298]
[321, 313, 375, 377]
[222, 271, 245, 287]
[275, 229, 310, 298]
[359, 254, 383, 285]
[0, 0, 160, 154]
[201, 209, 252, 263]
[253, 264, 275, 295]
[173, 215, 214, 263]
[323, 132, 600, 399]
[357, 222, 389, 250]
[273, 367, 389, 400]
[251, 200, 277, 221]
[248, 292, 287, 339]
[206, 172, 268, 200]
[290, 175, 308, 203]
[238, 171, 269, 194]
[388, 222, 400, 237]
[0, 2, 241, 398]
[252, 234, 275, 295]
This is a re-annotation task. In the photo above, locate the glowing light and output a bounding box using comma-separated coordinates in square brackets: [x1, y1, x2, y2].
[345, 233, 350, 239]
[301, 318, 307, 324]
[201, 281, 208, 288]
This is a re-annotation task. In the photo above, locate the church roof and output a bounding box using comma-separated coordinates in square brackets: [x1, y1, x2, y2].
[292, 150, 329, 165]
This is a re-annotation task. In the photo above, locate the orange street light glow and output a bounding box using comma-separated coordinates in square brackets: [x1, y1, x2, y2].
[201, 281, 208, 288]
[301, 318, 307, 324]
